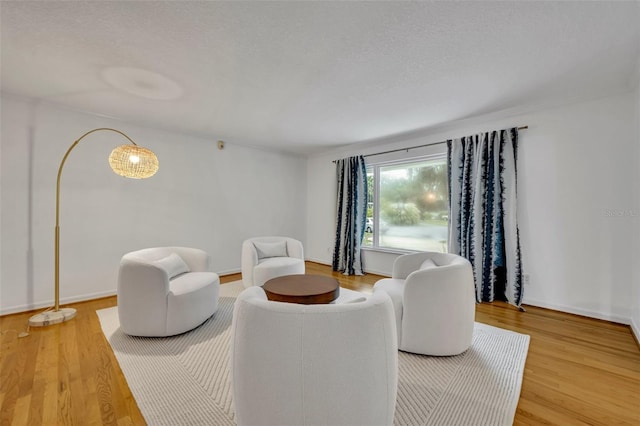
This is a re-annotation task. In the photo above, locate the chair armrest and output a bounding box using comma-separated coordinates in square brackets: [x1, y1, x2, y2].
[392, 252, 436, 279]
[241, 241, 259, 287]
[285, 238, 304, 260]
[236, 285, 269, 304]
[117, 259, 172, 336]
[118, 259, 171, 295]
[403, 263, 472, 299]
[403, 260, 475, 323]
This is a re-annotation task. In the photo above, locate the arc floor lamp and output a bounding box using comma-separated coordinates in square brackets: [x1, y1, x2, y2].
[28, 128, 159, 327]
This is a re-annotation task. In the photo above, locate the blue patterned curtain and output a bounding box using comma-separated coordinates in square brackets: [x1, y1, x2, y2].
[447, 128, 523, 307]
[333, 156, 368, 275]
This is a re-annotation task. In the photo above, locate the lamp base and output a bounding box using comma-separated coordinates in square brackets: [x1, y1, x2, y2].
[29, 308, 77, 327]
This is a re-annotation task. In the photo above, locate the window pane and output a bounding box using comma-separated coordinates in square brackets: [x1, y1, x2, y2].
[378, 158, 448, 251]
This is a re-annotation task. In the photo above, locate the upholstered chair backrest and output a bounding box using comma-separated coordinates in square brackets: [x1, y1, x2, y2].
[241, 236, 304, 288]
[231, 286, 398, 426]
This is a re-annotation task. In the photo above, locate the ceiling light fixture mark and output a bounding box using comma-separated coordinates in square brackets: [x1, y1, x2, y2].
[101, 67, 183, 100]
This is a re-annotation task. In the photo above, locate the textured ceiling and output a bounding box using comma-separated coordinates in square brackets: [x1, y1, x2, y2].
[2, 1, 639, 154]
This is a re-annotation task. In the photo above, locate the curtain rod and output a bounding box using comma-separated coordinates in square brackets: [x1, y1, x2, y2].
[332, 125, 528, 163]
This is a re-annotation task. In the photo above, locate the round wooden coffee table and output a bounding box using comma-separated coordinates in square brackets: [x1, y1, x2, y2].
[262, 274, 340, 304]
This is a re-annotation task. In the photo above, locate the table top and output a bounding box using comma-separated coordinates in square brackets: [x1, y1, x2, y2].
[262, 274, 340, 304]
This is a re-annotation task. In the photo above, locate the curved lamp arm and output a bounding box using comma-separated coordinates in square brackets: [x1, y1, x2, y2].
[52, 128, 158, 312]
[55, 128, 139, 228]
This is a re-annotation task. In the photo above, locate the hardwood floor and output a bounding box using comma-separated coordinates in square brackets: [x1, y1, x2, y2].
[1, 262, 638, 425]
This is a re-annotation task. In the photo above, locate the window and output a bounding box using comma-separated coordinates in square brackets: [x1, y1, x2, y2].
[364, 155, 449, 252]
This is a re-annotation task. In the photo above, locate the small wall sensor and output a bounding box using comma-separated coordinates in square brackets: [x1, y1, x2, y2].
[217, 140, 224, 150]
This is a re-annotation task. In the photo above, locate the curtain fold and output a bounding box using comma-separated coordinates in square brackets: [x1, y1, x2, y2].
[333, 156, 368, 275]
[447, 128, 523, 307]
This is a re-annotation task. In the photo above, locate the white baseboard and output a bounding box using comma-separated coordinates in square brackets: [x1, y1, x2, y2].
[631, 317, 640, 345]
[217, 267, 241, 276]
[305, 257, 331, 265]
[523, 297, 630, 325]
[363, 267, 391, 277]
[0, 289, 117, 316]
[305, 257, 390, 278]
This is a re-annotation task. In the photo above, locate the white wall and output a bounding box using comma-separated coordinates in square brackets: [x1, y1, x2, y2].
[307, 91, 637, 324]
[3, 90, 637, 328]
[0, 95, 307, 314]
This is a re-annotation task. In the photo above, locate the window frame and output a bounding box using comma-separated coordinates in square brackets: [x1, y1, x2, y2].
[364, 152, 449, 253]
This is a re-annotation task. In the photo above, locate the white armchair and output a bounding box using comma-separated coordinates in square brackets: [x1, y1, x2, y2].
[117, 247, 219, 337]
[241, 236, 305, 288]
[374, 251, 475, 356]
[230, 286, 398, 426]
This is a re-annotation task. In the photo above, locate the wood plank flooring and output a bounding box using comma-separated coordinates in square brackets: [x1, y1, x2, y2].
[1, 262, 639, 425]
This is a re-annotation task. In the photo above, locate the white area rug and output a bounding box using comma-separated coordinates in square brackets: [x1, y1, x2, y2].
[97, 281, 530, 425]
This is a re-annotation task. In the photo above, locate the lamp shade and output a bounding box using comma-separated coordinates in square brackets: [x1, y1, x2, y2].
[108, 144, 159, 179]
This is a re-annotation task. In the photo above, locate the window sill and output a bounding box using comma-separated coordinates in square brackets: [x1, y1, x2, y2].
[361, 246, 419, 256]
